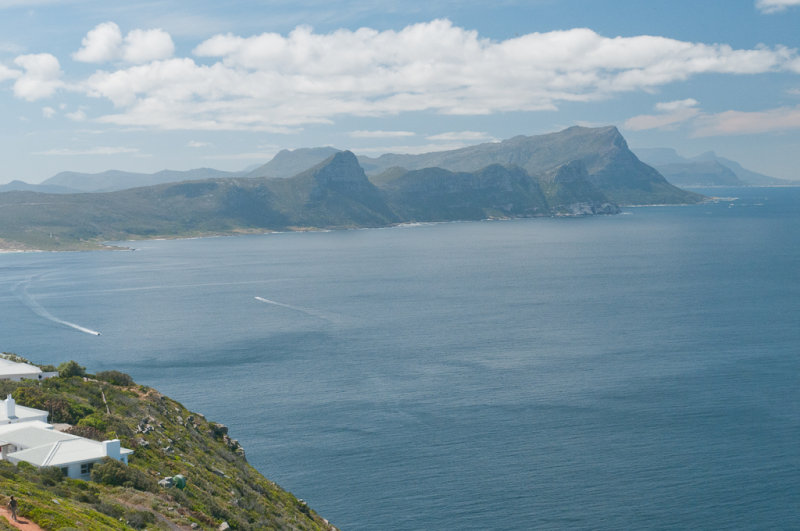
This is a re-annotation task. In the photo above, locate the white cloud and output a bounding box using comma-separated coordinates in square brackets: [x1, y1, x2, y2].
[349, 130, 415, 138]
[73, 21, 123, 63]
[65, 109, 87, 121]
[654, 98, 699, 112]
[73, 22, 174, 64]
[756, 0, 800, 13]
[693, 105, 800, 136]
[187, 140, 211, 148]
[41, 106, 55, 118]
[122, 28, 175, 64]
[33, 146, 140, 156]
[624, 99, 701, 131]
[0, 63, 21, 83]
[628, 97, 800, 136]
[13, 53, 62, 100]
[426, 131, 494, 142]
[20, 19, 799, 131]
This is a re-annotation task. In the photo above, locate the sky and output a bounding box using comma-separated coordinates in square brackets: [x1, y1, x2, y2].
[1, 0, 800, 183]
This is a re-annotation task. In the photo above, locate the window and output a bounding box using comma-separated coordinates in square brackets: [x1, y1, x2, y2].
[80, 462, 94, 475]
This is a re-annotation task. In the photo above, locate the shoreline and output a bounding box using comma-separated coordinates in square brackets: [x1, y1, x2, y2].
[0, 190, 756, 253]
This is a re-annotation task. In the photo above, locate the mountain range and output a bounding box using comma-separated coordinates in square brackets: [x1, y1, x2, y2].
[0, 126, 703, 250]
[0, 168, 246, 194]
[634, 147, 793, 186]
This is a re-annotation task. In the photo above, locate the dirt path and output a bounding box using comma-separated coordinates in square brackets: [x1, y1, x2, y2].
[0, 507, 44, 531]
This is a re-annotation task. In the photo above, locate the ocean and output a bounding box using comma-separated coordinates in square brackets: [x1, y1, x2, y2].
[1, 186, 798, 529]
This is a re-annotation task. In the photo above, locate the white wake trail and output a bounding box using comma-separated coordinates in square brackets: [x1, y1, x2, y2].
[254, 296, 331, 322]
[12, 279, 101, 336]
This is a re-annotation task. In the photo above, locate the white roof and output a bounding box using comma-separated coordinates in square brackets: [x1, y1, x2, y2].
[0, 401, 49, 423]
[0, 420, 53, 433]
[1, 423, 133, 467]
[0, 423, 73, 448]
[8, 438, 132, 467]
[0, 358, 42, 378]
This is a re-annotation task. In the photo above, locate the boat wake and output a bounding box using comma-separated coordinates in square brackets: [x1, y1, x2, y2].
[12, 278, 102, 336]
[254, 296, 331, 322]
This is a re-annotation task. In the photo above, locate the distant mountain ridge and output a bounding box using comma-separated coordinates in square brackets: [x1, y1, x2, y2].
[634, 147, 793, 186]
[0, 179, 80, 194]
[41, 167, 247, 193]
[7, 131, 788, 195]
[0, 126, 704, 250]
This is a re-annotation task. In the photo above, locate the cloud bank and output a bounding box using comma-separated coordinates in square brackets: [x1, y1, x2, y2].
[73, 22, 175, 64]
[756, 0, 800, 14]
[1, 19, 799, 134]
[625, 99, 701, 131]
[626, 98, 800, 137]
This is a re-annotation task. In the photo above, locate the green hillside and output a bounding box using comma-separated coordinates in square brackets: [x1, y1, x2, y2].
[0, 355, 334, 531]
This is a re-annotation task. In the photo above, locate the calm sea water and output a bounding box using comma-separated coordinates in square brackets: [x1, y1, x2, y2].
[1, 186, 798, 530]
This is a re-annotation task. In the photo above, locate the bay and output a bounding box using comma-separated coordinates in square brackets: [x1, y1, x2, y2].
[1, 186, 798, 529]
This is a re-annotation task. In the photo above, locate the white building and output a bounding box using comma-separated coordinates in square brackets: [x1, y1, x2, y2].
[0, 394, 49, 425]
[0, 421, 132, 480]
[0, 395, 133, 480]
[0, 358, 57, 381]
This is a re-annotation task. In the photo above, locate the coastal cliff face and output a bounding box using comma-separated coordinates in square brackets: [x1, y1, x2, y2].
[377, 163, 550, 220]
[539, 160, 620, 215]
[0, 358, 334, 531]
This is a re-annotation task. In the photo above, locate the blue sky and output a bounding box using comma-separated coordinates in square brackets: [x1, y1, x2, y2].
[1, 0, 799, 183]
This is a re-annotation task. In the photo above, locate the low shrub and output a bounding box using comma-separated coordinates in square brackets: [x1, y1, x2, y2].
[57, 360, 86, 378]
[77, 413, 108, 432]
[64, 425, 105, 441]
[90, 458, 157, 493]
[96, 371, 134, 387]
[94, 501, 125, 519]
[125, 509, 156, 529]
[38, 466, 64, 486]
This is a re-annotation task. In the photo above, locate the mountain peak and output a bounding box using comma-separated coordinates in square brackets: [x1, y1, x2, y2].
[312, 150, 367, 185]
[247, 146, 341, 179]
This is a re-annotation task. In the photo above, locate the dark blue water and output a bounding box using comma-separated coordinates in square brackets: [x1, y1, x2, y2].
[1, 187, 798, 530]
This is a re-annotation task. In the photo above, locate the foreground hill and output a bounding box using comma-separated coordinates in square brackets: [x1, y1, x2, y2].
[0, 355, 333, 530]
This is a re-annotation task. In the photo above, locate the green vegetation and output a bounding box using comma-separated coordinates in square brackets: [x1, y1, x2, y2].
[0, 355, 335, 530]
[57, 361, 86, 378]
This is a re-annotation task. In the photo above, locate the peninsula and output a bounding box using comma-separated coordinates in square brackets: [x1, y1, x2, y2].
[0, 126, 702, 251]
